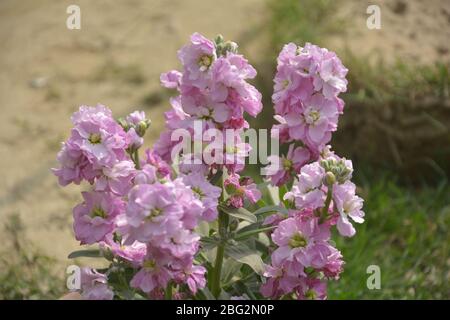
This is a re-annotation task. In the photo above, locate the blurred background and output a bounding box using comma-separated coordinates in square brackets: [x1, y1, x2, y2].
[0, 0, 448, 299]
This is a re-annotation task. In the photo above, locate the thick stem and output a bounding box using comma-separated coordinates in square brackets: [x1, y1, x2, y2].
[164, 282, 173, 300]
[211, 238, 225, 297]
[211, 209, 228, 297]
[134, 149, 141, 170]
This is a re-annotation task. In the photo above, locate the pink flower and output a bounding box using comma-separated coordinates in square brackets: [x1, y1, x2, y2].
[284, 94, 339, 151]
[126, 111, 146, 126]
[171, 178, 205, 230]
[285, 162, 326, 210]
[130, 252, 171, 293]
[160, 70, 182, 89]
[178, 33, 216, 89]
[185, 265, 207, 294]
[79, 268, 114, 300]
[125, 183, 184, 243]
[260, 264, 301, 298]
[181, 172, 221, 221]
[333, 181, 364, 237]
[134, 164, 158, 185]
[296, 278, 327, 300]
[182, 96, 230, 124]
[52, 140, 101, 186]
[73, 191, 124, 245]
[312, 48, 348, 99]
[178, 153, 210, 176]
[210, 54, 262, 118]
[173, 263, 207, 294]
[95, 160, 136, 196]
[126, 127, 144, 149]
[270, 42, 348, 158]
[266, 144, 311, 186]
[159, 228, 200, 259]
[320, 246, 344, 279]
[144, 149, 171, 179]
[224, 174, 261, 208]
[70, 105, 129, 167]
[100, 228, 147, 266]
[165, 96, 190, 130]
[271, 217, 330, 268]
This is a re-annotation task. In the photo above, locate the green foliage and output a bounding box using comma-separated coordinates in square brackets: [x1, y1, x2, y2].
[0, 214, 65, 299]
[328, 176, 450, 299]
[267, 0, 450, 179]
[268, 0, 344, 48]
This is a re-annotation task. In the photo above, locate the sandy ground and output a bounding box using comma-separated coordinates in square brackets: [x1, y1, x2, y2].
[0, 0, 449, 274]
[328, 0, 450, 65]
[0, 0, 267, 269]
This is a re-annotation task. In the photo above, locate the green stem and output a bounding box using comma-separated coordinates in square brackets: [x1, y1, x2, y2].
[164, 282, 173, 300]
[211, 242, 225, 297]
[234, 226, 276, 241]
[134, 149, 141, 169]
[211, 209, 228, 298]
[321, 186, 333, 223]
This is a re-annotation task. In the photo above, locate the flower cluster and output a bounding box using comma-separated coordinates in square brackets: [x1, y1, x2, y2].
[261, 214, 343, 300]
[267, 43, 348, 186]
[261, 45, 364, 300]
[261, 150, 364, 299]
[53, 33, 363, 301]
[155, 33, 262, 176]
[53, 104, 220, 299]
[52, 105, 132, 188]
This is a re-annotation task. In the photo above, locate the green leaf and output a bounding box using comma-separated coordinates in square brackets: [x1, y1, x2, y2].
[221, 258, 242, 285]
[225, 243, 265, 275]
[278, 184, 288, 203]
[266, 184, 280, 205]
[196, 220, 210, 237]
[234, 281, 257, 300]
[209, 169, 223, 186]
[220, 206, 257, 223]
[234, 226, 275, 241]
[253, 205, 288, 216]
[200, 236, 219, 250]
[196, 287, 216, 300]
[68, 249, 102, 259]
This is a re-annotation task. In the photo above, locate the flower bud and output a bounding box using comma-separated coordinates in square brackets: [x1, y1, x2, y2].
[214, 34, 224, 45]
[136, 120, 149, 137]
[325, 171, 336, 186]
[117, 118, 130, 131]
[223, 41, 238, 54]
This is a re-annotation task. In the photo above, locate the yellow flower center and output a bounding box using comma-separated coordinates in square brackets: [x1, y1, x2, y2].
[198, 55, 213, 69]
[289, 232, 307, 248]
[88, 133, 102, 144]
[91, 206, 107, 219]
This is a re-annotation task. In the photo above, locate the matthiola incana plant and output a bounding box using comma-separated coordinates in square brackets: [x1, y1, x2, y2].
[53, 33, 364, 300]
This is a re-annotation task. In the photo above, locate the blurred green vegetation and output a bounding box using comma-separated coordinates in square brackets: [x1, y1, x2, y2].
[0, 214, 65, 299]
[329, 172, 450, 299]
[259, 0, 450, 299]
[261, 0, 450, 182]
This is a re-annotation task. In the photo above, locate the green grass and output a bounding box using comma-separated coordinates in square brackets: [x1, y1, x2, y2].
[328, 175, 450, 299]
[266, 0, 450, 178]
[0, 214, 65, 299]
